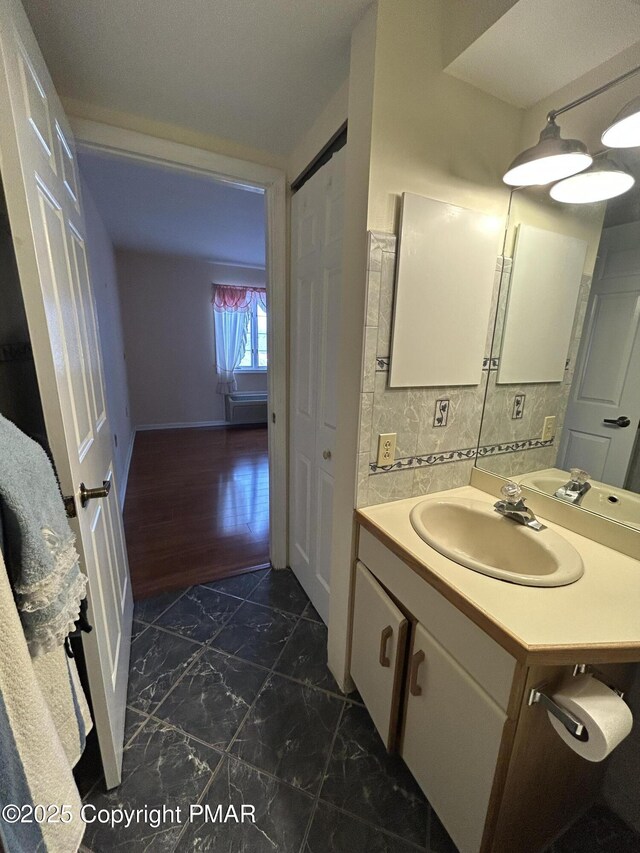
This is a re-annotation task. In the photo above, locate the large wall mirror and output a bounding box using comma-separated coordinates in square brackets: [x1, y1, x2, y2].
[476, 152, 640, 531]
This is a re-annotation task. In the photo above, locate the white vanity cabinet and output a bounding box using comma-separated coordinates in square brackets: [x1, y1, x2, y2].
[403, 622, 506, 853]
[352, 531, 511, 853]
[350, 561, 408, 749]
[352, 521, 637, 853]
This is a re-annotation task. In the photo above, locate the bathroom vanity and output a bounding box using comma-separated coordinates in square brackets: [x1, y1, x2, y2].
[350, 485, 640, 853]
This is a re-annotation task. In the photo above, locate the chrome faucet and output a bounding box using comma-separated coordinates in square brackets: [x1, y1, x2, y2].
[494, 482, 546, 531]
[554, 468, 591, 505]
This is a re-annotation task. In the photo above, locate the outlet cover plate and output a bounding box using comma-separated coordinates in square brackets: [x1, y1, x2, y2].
[377, 433, 397, 467]
[542, 415, 556, 442]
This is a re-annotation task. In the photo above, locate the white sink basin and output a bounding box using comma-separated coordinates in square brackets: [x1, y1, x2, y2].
[409, 497, 584, 587]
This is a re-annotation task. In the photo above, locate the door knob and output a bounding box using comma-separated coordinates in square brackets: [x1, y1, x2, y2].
[603, 416, 631, 428]
[322, 449, 332, 460]
[79, 480, 112, 508]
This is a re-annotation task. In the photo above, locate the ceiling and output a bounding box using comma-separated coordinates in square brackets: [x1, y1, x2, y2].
[446, 0, 640, 108]
[21, 0, 371, 158]
[79, 149, 266, 267]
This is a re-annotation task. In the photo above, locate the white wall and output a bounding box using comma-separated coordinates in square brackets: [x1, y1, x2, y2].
[82, 179, 133, 501]
[329, 0, 527, 688]
[116, 249, 267, 428]
[328, 2, 379, 686]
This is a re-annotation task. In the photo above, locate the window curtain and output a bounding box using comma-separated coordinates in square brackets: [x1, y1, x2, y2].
[211, 284, 267, 393]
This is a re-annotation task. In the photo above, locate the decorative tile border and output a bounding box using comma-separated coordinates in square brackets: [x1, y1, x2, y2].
[369, 436, 554, 474]
[476, 437, 555, 459]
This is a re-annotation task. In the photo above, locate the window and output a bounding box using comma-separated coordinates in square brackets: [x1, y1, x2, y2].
[237, 294, 267, 371]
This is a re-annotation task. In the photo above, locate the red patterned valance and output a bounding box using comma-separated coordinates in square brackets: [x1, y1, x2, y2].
[211, 284, 267, 312]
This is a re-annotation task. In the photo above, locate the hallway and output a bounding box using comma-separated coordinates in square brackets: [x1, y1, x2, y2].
[124, 426, 269, 598]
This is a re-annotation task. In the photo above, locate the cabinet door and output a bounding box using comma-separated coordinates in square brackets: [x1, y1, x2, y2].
[402, 623, 506, 853]
[350, 561, 408, 749]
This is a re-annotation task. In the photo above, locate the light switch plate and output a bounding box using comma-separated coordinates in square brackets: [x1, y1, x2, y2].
[541, 415, 556, 442]
[377, 433, 397, 466]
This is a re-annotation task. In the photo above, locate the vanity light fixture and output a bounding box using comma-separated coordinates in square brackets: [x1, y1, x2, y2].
[602, 95, 640, 148]
[503, 119, 591, 187]
[504, 63, 640, 188]
[550, 155, 635, 204]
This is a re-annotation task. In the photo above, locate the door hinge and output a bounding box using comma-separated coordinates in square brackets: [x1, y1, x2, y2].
[272, 412, 276, 424]
[63, 494, 77, 519]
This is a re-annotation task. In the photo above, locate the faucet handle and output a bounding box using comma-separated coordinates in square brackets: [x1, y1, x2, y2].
[569, 468, 589, 484]
[500, 481, 523, 503]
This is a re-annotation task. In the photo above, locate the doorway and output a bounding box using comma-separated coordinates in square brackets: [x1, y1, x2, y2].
[77, 147, 273, 597]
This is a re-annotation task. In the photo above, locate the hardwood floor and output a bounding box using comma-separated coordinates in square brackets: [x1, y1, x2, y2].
[123, 426, 269, 598]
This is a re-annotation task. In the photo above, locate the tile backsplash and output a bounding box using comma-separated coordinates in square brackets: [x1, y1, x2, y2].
[358, 233, 501, 507]
[356, 231, 592, 508]
[477, 265, 593, 480]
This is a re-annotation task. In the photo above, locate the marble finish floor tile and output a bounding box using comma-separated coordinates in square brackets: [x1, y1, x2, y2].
[133, 589, 186, 624]
[429, 810, 458, 853]
[301, 601, 322, 623]
[174, 755, 314, 852]
[153, 648, 268, 748]
[248, 568, 309, 615]
[274, 617, 340, 693]
[320, 703, 429, 846]
[203, 568, 269, 600]
[305, 800, 422, 852]
[230, 673, 343, 795]
[131, 620, 149, 642]
[127, 626, 202, 713]
[84, 718, 221, 852]
[154, 585, 243, 643]
[124, 707, 147, 746]
[554, 803, 640, 853]
[210, 601, 297, 668]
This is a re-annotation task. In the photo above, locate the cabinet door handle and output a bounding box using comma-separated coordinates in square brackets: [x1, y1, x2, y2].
[379, 625, 393, 667]
[409, 649, 425, 696]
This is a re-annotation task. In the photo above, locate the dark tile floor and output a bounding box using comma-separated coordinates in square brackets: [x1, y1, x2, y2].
[79, 568, 640, 853]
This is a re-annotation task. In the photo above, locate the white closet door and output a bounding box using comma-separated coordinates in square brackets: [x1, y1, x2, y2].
[0, 0, 132, 787]
[289, 148, 345, 622]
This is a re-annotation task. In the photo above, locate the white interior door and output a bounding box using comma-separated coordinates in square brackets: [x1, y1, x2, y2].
[289, 148, 345, 622]
[559, 221, 640, 486]
[0, 0, 132, 787]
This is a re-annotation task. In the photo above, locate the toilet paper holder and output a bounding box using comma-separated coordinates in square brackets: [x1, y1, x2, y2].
[528, 686, 585, 737]
[528, 665, 625, 738]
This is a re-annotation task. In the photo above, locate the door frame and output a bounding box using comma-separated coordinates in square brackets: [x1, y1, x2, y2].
[70, 118, 288, 568]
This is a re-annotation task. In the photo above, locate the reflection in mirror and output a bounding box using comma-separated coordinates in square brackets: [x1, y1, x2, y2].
[477, 151, 640, 530]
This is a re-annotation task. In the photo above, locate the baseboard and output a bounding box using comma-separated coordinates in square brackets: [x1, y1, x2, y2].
[136, 420, 229, 431]
[119, 428, 136, 509]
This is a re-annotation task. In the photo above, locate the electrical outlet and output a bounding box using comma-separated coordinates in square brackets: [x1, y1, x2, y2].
[541, 415, 556, 442]
[377, 433, 397, 466]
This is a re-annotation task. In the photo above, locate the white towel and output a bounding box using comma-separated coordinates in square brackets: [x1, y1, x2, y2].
[0, 550, 92, 852]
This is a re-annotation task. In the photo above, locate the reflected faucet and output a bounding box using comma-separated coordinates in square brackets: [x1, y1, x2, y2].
[554, 468, 591, 505]
[494, 482, 546, 531]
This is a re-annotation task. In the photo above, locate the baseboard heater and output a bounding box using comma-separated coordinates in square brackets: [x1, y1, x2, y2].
[225, 391, 268, 425]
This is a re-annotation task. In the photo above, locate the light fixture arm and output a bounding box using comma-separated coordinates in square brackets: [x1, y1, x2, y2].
[547, 64, 640, 124]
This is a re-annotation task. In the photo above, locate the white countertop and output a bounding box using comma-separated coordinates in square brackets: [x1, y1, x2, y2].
[357, 485, 640, 661]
